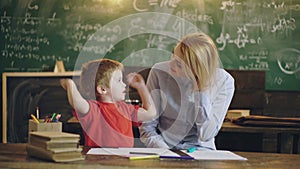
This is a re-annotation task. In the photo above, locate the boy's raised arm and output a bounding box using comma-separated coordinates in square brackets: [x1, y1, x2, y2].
[126, 73, 157, 121]
[60, 79, 89, 115]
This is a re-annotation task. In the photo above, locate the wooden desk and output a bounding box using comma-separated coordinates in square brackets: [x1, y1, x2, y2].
[64, 120, 300, 153]
[219, 122, 300, 154]
[0, 144, 300, 169]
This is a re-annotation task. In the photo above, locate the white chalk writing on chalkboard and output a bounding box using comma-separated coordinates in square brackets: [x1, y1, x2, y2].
[238, 49, 269, 71]
[276, 48, 300, 75]
[133, 0, 181, 12]
[217, 0, 297, 51]
[74, 12, 198, 70]
[1, 0, 299, 91]
[0, 8, 63, 66]
[175, 9, 213, 25]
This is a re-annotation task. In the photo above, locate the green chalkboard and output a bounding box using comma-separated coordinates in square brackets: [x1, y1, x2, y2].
[1, 0, 300, 91]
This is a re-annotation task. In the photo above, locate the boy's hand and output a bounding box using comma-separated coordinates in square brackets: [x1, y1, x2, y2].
[126, 72, 145, 89]
[60, 78, 74, 90]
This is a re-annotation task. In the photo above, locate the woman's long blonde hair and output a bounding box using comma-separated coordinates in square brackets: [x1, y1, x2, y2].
[178, 32, 220, 91]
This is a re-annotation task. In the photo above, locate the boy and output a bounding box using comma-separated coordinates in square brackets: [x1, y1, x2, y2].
[61, 58, 156, 147]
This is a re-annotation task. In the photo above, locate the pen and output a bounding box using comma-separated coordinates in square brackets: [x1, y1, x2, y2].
[129, 152, 158, 155]
[30, 114, 40, 123]
[187, 147, 197, 153]
[128, 155, 160, 160]
[159, 155, 194, 160]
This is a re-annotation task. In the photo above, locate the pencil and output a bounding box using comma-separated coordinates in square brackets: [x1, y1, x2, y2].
[30, 114, 39, 123]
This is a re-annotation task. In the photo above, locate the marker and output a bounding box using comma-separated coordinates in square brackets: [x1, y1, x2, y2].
[51, 113, 57, 122]
[31, 114, 39, 123]
[187, 147, 197, 153]
[56, 114, 61, 122]
[128, 155, 160, 160]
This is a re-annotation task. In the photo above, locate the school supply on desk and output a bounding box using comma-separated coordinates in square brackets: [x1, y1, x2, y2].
[26, 144, 84, 162]
[29, 113, 63, 137]
[163, 148, 195, 160]
[29, 133, 80, 150]
[29, 132, 80, 142]
[87, 148, 195, 160]
[159, 155, 194, 160]
[30, 111, 62, 123]
[87, 148, 177, 156]
[129, 152, 158, 155]
[187, 147, 197, 153]
[27, 132, 84, 162]
[87, 148, 247, 161]
[36, 107, 40, 119]
[183, 149, 247, 161]
[28, 119, 62, 133]
[44, 113, 61, 123]
[128, 155, 160, 160]
[30, 114, 39, 123]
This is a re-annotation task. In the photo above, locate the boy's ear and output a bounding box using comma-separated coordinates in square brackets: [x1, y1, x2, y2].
[96, 86, 107, 95]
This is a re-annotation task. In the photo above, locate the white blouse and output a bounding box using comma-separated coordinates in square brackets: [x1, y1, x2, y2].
[139, 61, 235, 150]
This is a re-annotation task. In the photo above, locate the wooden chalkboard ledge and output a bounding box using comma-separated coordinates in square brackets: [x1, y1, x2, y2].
[2, 71, 81, 78]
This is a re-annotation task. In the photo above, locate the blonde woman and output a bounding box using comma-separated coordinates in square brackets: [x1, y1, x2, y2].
[139, 32, 235, 150]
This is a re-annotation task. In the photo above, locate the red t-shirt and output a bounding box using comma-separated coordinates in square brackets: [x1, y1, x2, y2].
[73, 100, 139, 147]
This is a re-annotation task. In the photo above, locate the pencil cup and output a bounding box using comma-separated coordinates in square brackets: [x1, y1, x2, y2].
[28, 119, 62, 142]
[28, 119, 62, 132]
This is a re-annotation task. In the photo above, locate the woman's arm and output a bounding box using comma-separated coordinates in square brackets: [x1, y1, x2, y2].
[195, 72, 235, 141]
[60, 78, 89, 114]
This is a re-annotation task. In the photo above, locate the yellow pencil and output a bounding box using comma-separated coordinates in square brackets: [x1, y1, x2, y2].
[128, 155, 160, 160]
[31, 114, 39, 123]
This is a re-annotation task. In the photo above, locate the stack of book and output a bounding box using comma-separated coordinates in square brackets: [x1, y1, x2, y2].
[26, 131, 84, 162]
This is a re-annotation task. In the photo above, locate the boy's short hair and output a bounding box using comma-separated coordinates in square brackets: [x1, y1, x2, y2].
[80, 58, 123, 99]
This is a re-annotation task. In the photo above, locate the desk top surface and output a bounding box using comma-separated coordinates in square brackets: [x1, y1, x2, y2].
[1, 143, 300, 169]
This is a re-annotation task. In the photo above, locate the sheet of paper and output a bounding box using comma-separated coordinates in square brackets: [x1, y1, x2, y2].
[87, 148, 180, 157]
[182, 150, 247, 160]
